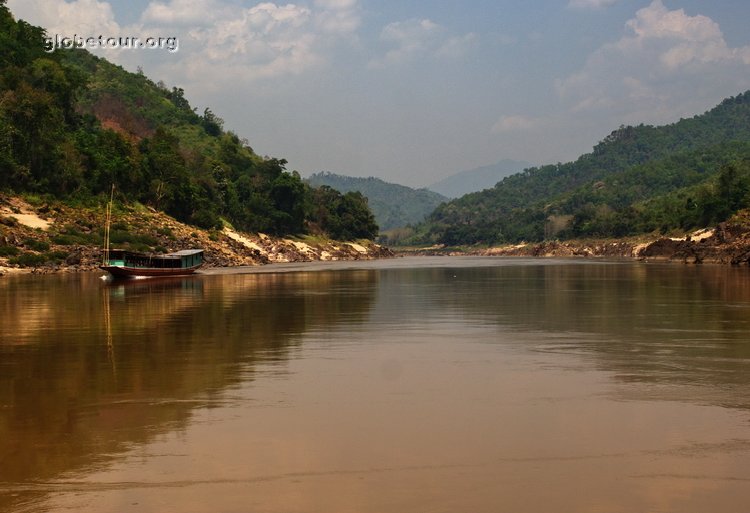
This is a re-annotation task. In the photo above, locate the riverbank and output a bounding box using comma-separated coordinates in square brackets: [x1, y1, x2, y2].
[0, 195, 393, 275]
[398, 210, 750, 266]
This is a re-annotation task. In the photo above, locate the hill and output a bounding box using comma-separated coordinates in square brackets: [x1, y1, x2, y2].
[306, 172, 447, 231]
[427, 159, 532, 198]
[0, 1, 378, 250]
[412, 92, 750, 245]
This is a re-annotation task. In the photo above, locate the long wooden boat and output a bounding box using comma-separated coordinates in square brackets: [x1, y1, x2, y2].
[100, 249, 204, 278]
[99, 186, 203, 278]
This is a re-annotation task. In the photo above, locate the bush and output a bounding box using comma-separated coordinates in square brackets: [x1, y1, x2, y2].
[0, 245, 20, 257]
[23, 238, 50, 251]
[9, 252, 49, 267]
[53, 225, 100, 245]
[109, 230, 158, 246]
[191, 208, 222, 230]
[51, 234, 76, 245]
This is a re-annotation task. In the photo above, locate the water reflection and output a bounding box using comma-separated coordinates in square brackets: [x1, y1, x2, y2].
[1, 259, 750, 512]
[0, 271, 377, 511]
[407, 263, 750, 402]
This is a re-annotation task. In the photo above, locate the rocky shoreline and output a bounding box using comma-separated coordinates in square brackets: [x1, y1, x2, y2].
[0, 196, 393, 276]
[401, 211, 750, 266]
[4, 195, 750, 277]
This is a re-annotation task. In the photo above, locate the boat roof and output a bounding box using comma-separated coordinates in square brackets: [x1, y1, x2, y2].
[168, 249, 204, 256]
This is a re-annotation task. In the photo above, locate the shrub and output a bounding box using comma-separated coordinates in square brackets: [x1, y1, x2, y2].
[51, 234, 76, 245]
[9, 252, 48, 267]
[0, 245, 20, 257]
[23, 238, 50, 251]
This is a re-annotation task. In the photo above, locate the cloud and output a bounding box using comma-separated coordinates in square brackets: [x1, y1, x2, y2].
[369, 18, 475, 68]
[491, 115, 539, 134]
[313, 0, 361, 34]
[154, 0, 362, 84]
[556, 0, 750, 123]
[568, 0, 618, 9]
[8, 0, 120, 36]
[141, 0, 232, 26]
[8, 0, 362, 85]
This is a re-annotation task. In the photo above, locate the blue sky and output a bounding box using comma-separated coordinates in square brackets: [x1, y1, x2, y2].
[8, 0, 750, 186]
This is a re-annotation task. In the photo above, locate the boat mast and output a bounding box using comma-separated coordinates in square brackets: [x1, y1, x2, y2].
[103, 184, 114, 265]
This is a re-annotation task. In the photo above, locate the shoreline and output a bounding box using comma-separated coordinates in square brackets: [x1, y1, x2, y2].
[395, 220, 750, 267]
[4, 195, 750, 276]
[1, 196, 393, 276]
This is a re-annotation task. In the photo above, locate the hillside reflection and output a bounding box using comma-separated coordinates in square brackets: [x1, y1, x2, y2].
[404, 263, 750, 405]
[0, 271, 377, 511]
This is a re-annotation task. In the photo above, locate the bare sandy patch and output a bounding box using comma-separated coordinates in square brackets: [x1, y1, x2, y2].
[223, 227, 264, 252]
[346, 242, 368, 254]
[0, 198, 52, 231]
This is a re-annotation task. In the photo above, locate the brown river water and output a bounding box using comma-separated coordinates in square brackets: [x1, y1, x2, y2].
[1, 257, 750, 512]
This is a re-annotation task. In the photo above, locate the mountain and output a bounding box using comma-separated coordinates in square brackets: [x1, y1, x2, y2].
[306, 172, 447, 231]
[412, 92, 750, 245]
[0, 2, 377, 242]
[427, 159, 532, 198]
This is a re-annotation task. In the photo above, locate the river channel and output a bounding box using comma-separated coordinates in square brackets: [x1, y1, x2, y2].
[1, 257, 750, 512]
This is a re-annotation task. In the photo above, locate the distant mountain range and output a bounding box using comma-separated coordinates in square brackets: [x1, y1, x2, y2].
[427, 159, 532, 198]
[306, 173, 447, 231]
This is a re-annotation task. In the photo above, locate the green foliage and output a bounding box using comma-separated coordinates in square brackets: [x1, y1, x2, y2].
[108, 230, 158, 247]
[22, 237, 49, 251]
[415, 92, 750, 245]
[306, 186, 379, 241]
[7, 249, 67, 266]
[0, 6, 379, 242]
[0, 244, 19, 257]
[51, 224, 100, 245]
[307, 172, 447, 231]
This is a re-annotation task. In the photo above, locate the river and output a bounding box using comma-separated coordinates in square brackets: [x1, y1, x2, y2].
[1, 257, 750, 512]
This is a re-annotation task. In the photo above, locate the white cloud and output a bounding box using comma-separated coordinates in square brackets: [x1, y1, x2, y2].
[8, 0, 120, 37]
[184, 3, 321, 81]
[568, 0, 618, 9]
[313, 0, 361, 35]
[491, 115, 539, 134]
[556, 0, 750, 123]
[8, 0, 362, 85]
[141, 0, 232, 26]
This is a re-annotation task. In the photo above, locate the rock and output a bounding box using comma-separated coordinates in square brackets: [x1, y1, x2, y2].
[65, 250, 82, 265]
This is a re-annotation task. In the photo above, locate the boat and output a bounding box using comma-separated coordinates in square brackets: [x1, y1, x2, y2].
[99, 185, 204, 278]
[100, 248, 204, 278]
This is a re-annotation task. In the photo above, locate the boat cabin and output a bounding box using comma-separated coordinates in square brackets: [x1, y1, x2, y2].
[106, 249, 204, 270]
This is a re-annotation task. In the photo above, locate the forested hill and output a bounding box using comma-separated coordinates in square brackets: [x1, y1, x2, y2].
[414, 92, 750, 245]
[306, 172, 447, 231]
[0, 1, 377, 241]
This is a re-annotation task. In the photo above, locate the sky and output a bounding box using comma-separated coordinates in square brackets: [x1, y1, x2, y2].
[7, 0, 750, 187]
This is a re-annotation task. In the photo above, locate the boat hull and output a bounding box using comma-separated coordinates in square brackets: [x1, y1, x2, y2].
[100, 264, 202, 278]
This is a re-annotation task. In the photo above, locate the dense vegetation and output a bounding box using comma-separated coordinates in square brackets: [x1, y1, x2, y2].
[412, 92, 750, 245]
[306, 172, 447, 231]
[0, 1, 377, 241]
